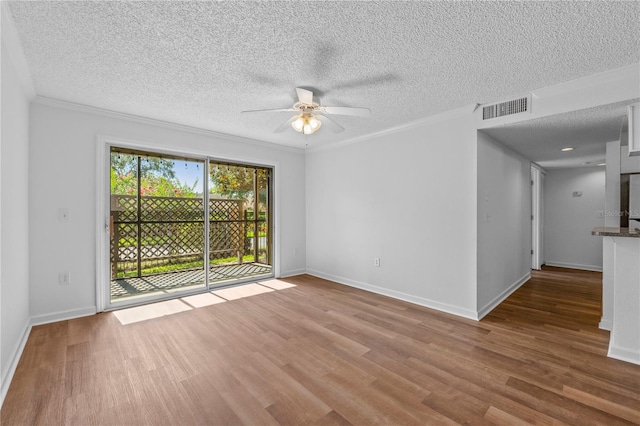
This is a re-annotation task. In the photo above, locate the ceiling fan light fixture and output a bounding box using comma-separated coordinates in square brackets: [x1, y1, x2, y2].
[292, 115, 305, 132]
[243, 88, 367, 136]
[292, 114, 322, 135]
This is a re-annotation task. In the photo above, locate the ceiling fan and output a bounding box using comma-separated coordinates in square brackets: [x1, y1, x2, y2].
[242, 88, 371, 135]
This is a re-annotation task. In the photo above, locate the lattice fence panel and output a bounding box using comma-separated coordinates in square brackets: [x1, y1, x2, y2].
[209, 221, 244, 261]
[111, 195, 138, 222]
[140, 196, 204, 222]
[210, 199, 244, 221]
[140, 222, 205, 264]
[111, 222, 138, 278]
[111, 195, 247, 278]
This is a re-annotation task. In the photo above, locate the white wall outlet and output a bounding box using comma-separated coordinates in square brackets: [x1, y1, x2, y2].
[374, 258, 380, 267]
[58, 208, 70, 222]
[59, 271, 70, 285]
[293, 247, 299, 256]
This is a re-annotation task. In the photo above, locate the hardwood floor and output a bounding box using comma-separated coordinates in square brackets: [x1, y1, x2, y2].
[2, 267, 639, 425]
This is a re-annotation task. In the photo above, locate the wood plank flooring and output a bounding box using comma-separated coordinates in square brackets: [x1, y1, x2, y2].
[2, 266, 639, 425]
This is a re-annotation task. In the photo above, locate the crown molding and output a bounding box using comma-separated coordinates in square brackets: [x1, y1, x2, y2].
[34, 94, 473, 155]
[1, 3, 36, 100]
[307, 103, 474, 153]
[32, 96, 304, 154]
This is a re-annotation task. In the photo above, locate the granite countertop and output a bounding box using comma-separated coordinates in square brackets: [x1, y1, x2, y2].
[591, 227, 640, 238]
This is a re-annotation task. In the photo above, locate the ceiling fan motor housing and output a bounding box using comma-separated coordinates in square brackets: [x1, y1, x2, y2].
[293, 101, 319, 112]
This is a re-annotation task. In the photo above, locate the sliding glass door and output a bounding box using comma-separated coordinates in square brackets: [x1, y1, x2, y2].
[108, 147, 273, 306]
[208, 163, 272, 285]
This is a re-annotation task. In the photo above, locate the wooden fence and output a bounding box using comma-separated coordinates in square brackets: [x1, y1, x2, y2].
[110, 194, 259, 279]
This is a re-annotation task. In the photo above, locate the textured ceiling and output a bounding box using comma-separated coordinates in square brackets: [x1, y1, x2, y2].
[7, 1, 640, 149]
[482, 100, 640, 169]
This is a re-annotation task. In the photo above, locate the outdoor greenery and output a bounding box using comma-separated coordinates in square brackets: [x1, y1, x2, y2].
[116, 254, 256, 278]
[111, 153, 176, 179]
[110, 168, 199, 198]
[117, 230, 265, 248]
[209, 164, 268, 200]
[110, 152, 270, 280]
[111, 153, 269, 201]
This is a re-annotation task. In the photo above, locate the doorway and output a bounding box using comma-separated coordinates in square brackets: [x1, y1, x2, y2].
[108, 147, 273, 307]
[531, 165, 544, 270]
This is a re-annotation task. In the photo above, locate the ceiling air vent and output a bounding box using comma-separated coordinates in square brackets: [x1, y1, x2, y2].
[483, 97, 529, 120]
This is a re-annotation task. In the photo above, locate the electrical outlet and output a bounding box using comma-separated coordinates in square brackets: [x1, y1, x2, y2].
[59, 271, 70, 285]
[374, 258, 380, 267]
[58, 208, 70, 222]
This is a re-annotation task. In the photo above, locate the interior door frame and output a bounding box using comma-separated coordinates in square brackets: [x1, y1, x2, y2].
[531, 164, 545, 270]
[95, 134, 280, 312]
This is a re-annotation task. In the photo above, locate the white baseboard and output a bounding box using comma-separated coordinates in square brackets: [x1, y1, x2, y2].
[30, 306, 97, 326]
[278, 268, 306, 278]
[306, 269, 478, 320]
[608, 344, 640, 365]
[1, 319, 31, 408]
[1, 306, 98, 409]
[544, 261, 603, 272]
[599, 317, 613, 331]
[477, 272, 531, 320]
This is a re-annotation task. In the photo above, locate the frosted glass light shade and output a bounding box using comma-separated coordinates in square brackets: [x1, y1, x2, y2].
[292, 114, 322, 135]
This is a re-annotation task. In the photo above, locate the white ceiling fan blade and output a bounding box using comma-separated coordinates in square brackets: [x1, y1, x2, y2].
[317, 114, 345, 133]
[296, 88, 314, 105]
[274, 116, 297, 133]
[242, 108, 297, 114]
[319, 106, 371, 117]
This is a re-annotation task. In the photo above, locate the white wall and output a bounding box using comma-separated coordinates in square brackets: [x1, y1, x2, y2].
[1, 37, 31, 400]
[544, 167, 605, 271]
[29, 101, 306, 321]
[476, 132, 531, 317]
[305, 113, 479, 319]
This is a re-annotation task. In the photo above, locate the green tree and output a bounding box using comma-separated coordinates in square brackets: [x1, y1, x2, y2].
[111, 153, 176, 180]
[110, 153, 199, 197]
[209, 165, 254, 198]
[209, 165, 268, 203]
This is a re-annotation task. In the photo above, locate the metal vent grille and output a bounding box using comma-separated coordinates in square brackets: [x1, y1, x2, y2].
[483, 97, 528, 120]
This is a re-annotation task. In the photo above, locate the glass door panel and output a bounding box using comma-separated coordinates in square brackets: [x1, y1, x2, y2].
[109, 149, 206, 303]
[208, 162, 272, 286]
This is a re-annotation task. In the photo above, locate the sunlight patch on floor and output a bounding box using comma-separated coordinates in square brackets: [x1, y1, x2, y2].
[113, 299, 192, 325]
[260, 279, 297, 290]
[113, 279, 296, 325]
[181, 292, 227, 308]
[212, 283, 274, 300]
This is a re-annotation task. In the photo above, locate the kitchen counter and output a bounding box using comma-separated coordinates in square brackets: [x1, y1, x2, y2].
[591, 227, 640, 237]
[592, 229, 640, 365]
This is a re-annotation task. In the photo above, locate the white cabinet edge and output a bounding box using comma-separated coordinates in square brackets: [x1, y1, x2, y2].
[628, 103, 640, 156]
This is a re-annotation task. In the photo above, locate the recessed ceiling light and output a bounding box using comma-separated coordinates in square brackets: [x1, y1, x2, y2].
[598, 163, 606, 166]
[561, 147, 575, 152]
